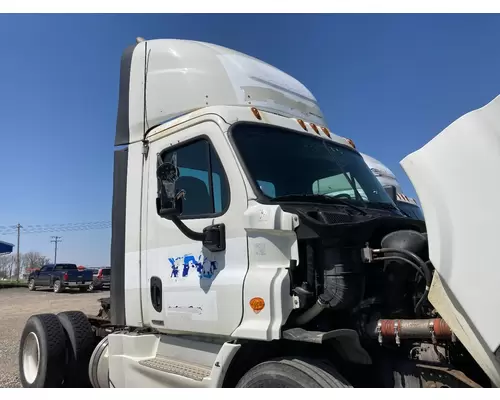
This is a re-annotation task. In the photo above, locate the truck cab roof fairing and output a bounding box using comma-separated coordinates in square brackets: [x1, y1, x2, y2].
[114, 39, 326, 146]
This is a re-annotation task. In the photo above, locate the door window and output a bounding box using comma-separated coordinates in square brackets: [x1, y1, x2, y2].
[158, 138, 230, 218]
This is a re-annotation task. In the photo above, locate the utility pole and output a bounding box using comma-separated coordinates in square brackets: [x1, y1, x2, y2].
[50, 236, 62, 265]
[16, 223, 22, 281]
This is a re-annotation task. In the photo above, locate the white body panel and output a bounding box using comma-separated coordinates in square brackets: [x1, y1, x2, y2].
[401, 95, 500, 383]
[142, 115, 249, 335]
[124, 142, 145, 327]
[231, 202, 298, 340]
[107, 332, 240, 388]
[120, 39, 325, 146]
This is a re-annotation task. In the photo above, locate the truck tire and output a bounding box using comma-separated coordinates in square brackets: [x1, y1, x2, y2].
[28, 279, 36, 291]
[57, 311, 96, 387]
[236, 357, 352, 388]
[53, 279, 64, 293]
[19, 313, 67, 388]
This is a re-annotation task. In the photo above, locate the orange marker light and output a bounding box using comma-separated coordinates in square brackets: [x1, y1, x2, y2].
[310, 123, 320, 135]
[346, 138, 356, 148]
[297, 119, 307, 131]
[251, 107, 262, 120]
[321, 126, 331, 138]
[249, 297, 265, 313]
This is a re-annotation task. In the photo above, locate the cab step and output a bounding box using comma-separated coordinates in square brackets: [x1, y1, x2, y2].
[139, 357, 212, 381]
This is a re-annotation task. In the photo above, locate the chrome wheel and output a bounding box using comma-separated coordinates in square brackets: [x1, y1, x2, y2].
[88, 283, 94, 292]
[22, 332, 40, 384]
[28, 279, 35, 290]
[53, 281, 60, 293]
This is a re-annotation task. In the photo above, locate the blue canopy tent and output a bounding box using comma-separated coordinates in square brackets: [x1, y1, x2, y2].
[0, 240, 14, 255]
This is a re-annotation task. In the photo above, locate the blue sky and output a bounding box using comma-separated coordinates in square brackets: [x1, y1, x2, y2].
[0, 14, 499, 266]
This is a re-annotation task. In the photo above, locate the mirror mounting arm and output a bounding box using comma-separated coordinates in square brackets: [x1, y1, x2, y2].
[159, 208, 226, 253]
[170, 215, 205, 242]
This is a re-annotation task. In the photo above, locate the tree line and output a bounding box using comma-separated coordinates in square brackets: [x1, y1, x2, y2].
[0, 252, 51, 280]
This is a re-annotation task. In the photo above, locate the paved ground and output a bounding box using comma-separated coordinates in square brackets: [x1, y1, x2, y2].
[0, 287, 105, 387]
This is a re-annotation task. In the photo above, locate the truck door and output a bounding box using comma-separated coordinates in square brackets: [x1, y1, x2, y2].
[37, 265, 53, 286]
[142, 120, 249, 336]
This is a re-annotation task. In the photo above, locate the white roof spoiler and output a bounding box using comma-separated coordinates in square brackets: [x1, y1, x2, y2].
[115, 39, 325, 146]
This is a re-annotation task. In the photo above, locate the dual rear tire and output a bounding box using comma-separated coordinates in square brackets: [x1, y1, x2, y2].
[19, 315, 350, 388]
[19, 311, 95, 388]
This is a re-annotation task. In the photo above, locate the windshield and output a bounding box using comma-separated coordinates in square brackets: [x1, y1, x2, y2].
[231, 124, 397, 209]
[396, 201, 425, 221]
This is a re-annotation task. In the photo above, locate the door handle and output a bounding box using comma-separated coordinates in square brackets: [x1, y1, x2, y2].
[150, 276, 162, 313]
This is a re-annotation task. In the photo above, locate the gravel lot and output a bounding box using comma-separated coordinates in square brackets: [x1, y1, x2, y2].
[0, 287, 104, 387]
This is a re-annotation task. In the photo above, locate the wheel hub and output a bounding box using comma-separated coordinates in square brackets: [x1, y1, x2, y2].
[22, 332, 41, 384]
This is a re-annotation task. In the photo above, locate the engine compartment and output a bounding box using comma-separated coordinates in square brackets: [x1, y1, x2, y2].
[281, 203, 489, 387]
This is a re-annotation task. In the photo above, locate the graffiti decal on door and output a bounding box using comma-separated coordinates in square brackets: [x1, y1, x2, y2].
[169, 254, 218, 280]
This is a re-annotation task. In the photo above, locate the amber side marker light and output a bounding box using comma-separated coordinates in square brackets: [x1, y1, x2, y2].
[297, 119, 307, 131]
[310, 123, 320, 135]
[346, 138, 356, 148]
[250, 297, 265, 313]
[321, 126, 331, 138]
[251, 107, 262, 120]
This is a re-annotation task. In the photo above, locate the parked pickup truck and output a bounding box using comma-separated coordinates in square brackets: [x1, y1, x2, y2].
[27, 263, 94, 293]
[89, 267, 111, 291]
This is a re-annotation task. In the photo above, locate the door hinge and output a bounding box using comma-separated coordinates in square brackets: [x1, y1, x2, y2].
[142, 141, 150, 157]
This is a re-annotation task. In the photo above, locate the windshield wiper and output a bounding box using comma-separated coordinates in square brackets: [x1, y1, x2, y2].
[320, 141, 364, 202]
[368, 201, 407, 216]
[270, 194, 367, 215]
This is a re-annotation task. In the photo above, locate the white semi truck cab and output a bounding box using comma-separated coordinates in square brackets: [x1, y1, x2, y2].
[17, 38, 500, 388]
[360, 153, 424, 221]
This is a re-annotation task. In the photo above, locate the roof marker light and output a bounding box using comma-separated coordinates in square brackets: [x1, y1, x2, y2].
[251, 107, 262, 120]
[346, 138, 356, 148]
[310, 123, 320, 135]
[297, 119, 307, 131]
[321, 126, 331, 138]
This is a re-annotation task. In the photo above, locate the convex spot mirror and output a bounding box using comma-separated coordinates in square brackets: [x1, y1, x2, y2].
[156, 162, 183, 218]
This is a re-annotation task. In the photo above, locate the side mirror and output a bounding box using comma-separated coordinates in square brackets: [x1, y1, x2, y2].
[155, 159, 226, 253]
[384, 185, 397, 203]
[156, 162, 183, 218]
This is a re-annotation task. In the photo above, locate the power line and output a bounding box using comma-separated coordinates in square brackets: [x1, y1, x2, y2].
[0, 220, 112, 236]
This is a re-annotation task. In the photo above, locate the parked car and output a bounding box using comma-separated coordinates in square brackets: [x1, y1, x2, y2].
[89, 267, 111, 291]
[27, 263, 94, 293]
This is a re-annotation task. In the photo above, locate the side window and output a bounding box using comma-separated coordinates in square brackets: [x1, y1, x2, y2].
[39, 266, 46, 273]
[159, 139, 229, 217]
[257, 180, 276, 198]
